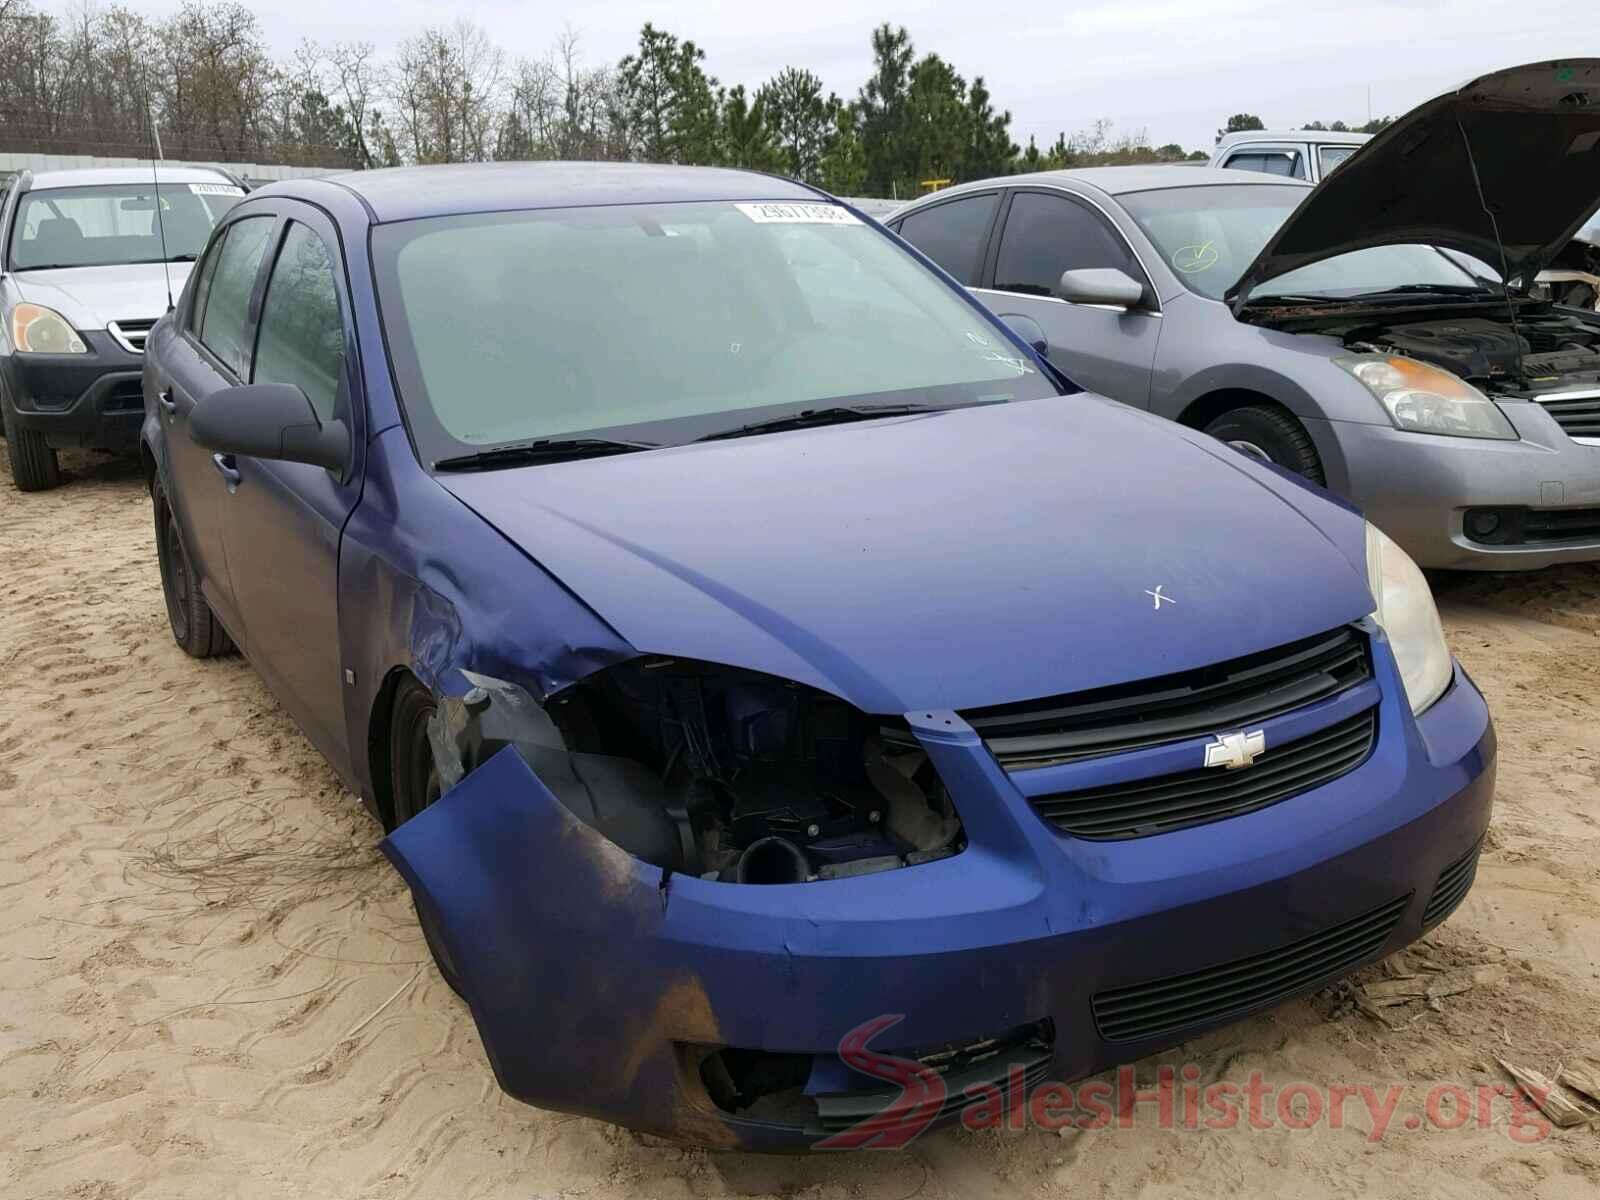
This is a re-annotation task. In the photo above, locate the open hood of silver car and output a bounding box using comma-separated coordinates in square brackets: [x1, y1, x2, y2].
[1229, 59, 1600, 307]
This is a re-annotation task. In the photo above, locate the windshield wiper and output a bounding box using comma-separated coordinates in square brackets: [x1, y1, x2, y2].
[1348, 284, 1497, 300]
[694, 403, 943, 443]
[1240, 293, 1349, 307]
[434, 436, 659, 471]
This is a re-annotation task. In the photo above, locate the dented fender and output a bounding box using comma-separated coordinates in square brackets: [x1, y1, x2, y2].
[334, 426, 638, 816]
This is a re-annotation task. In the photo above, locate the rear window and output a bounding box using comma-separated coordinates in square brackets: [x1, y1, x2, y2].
[9, 181, 243, 271]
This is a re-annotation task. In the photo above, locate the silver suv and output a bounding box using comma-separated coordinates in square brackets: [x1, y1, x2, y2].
[1209, 129, 1370, 183]
[0, 165, 245, 490]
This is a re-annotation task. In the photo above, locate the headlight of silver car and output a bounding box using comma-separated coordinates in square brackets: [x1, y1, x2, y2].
[10, 302, 87, 354]
[1365, 522, 1452, 715]
[1336, 354, 1515, 439]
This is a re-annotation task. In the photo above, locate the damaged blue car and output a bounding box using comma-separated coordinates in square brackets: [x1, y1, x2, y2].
[140, 162, 1495, 1150]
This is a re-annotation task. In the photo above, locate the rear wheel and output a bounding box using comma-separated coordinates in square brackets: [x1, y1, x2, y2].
[1, 384, 62, 492]
[388, 676, 464, 996]
[153, 479, 233, 657]
[1204, 404, 1325, 485]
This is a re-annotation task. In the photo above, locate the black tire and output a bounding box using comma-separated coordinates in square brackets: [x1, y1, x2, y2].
[153, 479, 233, 657]
[1, 384, 62, 492]
[1204, 404, 1325, 485]
[389, 676, 443, 826]
[388, 676, 465, 996]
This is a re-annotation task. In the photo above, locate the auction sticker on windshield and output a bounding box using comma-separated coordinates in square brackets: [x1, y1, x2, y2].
[736, 202, 861, 225]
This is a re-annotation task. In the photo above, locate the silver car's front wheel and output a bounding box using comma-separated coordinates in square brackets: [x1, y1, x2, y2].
[1203, 405, 1325, 484]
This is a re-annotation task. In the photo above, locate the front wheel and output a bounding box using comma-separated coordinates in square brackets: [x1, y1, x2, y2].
[1, 386, 61, 491]
[1204, 405, 1325, 485]
[388, 676, 464, 996]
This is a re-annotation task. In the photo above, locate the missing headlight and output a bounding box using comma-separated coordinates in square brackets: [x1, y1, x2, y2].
[430, 660, 965, 883]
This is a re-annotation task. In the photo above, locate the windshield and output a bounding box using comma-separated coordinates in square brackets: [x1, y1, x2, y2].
[1119, 184, 1495, 302]
[10, 181, 243, 271]
[371, 199, 1060, 463]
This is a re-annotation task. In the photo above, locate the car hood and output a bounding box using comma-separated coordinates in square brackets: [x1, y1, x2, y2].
[439, 397, 1375, 715]
[12, 262, 192, 330]
[1229, 59, 1600, 307]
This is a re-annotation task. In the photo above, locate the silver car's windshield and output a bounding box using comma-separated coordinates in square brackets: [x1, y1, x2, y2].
[371, 200, 1059, 463]
[10, 182, 243, 271]
[1120, 184, 1495, 302]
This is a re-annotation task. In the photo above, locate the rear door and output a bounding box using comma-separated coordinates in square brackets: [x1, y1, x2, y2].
[155, 208, 276, 637]
[971, 188, 1161, 405]
[212, 203, 362, 770]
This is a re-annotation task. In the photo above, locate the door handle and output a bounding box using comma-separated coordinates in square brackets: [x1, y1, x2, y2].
[211, 452, 241, 490]
[157, 387, 177, 414]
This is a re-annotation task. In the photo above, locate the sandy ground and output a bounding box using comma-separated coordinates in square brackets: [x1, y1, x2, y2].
[0, 448, 1596, 1200]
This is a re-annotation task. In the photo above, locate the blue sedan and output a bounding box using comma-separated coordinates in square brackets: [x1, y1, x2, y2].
[140, 162, 1494, 1150]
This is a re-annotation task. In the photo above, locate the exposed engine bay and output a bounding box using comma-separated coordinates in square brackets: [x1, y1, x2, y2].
[1336, 306, 1600, 398]
[427, 663, 964, 885]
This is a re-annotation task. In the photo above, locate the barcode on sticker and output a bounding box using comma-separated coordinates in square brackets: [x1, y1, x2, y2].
[735, 202, 861, 225]
[189, 183, 245, 196]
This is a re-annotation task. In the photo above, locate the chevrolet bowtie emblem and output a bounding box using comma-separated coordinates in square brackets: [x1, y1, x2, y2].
[1205, 729, 1266, 770]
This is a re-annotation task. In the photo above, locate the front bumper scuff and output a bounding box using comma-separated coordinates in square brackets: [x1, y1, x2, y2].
[382, 645, 1495, 1151]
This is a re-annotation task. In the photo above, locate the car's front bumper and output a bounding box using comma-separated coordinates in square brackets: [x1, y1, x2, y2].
[1314, 401, 1600, 570]
[2, 331, 144, 452]
[383, 637, 1494, 1151]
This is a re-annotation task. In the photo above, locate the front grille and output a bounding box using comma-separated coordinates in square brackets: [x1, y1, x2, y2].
[107, 318, 155, 354]
[963, 626, 1370, 771]
[1538, 392, 1600, 438]
[1423, 837, 1482, 926]
[1091, 894, 1410, 1044]
[103, 379, 144, 413]
[815, 1022, 1053, 1134]
[1029, 708, 1377, 839]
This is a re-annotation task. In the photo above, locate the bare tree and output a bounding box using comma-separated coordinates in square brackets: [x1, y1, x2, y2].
[390, 19, 502, 164]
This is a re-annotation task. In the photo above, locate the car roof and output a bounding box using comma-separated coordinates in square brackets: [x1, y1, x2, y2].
[899, 165, 1311, 209]
[1215, 129, 1372, 150]
[270, 161, 824, 224]
[25, 165, 236, 190]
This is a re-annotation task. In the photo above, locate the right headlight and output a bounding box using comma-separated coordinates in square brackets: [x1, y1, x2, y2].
[10, 302, 86, 354]
[1335, 354, 1515, 439]
[1365, 522, 1452, 715]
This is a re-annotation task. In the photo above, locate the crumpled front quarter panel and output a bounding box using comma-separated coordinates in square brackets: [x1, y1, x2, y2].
[380, 743, 1060, 1147]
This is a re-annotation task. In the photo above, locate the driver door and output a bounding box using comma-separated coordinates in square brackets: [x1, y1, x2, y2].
[213, 205, 364, 770]
[972, 189, 1161, 405]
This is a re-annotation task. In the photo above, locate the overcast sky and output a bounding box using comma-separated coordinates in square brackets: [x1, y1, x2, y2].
[136, 0, 1590, 153]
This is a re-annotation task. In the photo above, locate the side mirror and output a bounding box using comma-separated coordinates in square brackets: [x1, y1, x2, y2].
[998, 313, 1049, 356]
[189, 383, 349, 473]
[1055, 268, 1144, 310]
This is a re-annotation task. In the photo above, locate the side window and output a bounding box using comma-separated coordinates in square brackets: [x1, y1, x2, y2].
[187, 231, 226, 335]
[197, 215, 273, 377]
[1318, 145, 1357, 176]
[252, 222, 346, 421]
[1224, 150, 1306, 180]
[893, 193, 999, 284]
[993, 192, 1140, 298]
